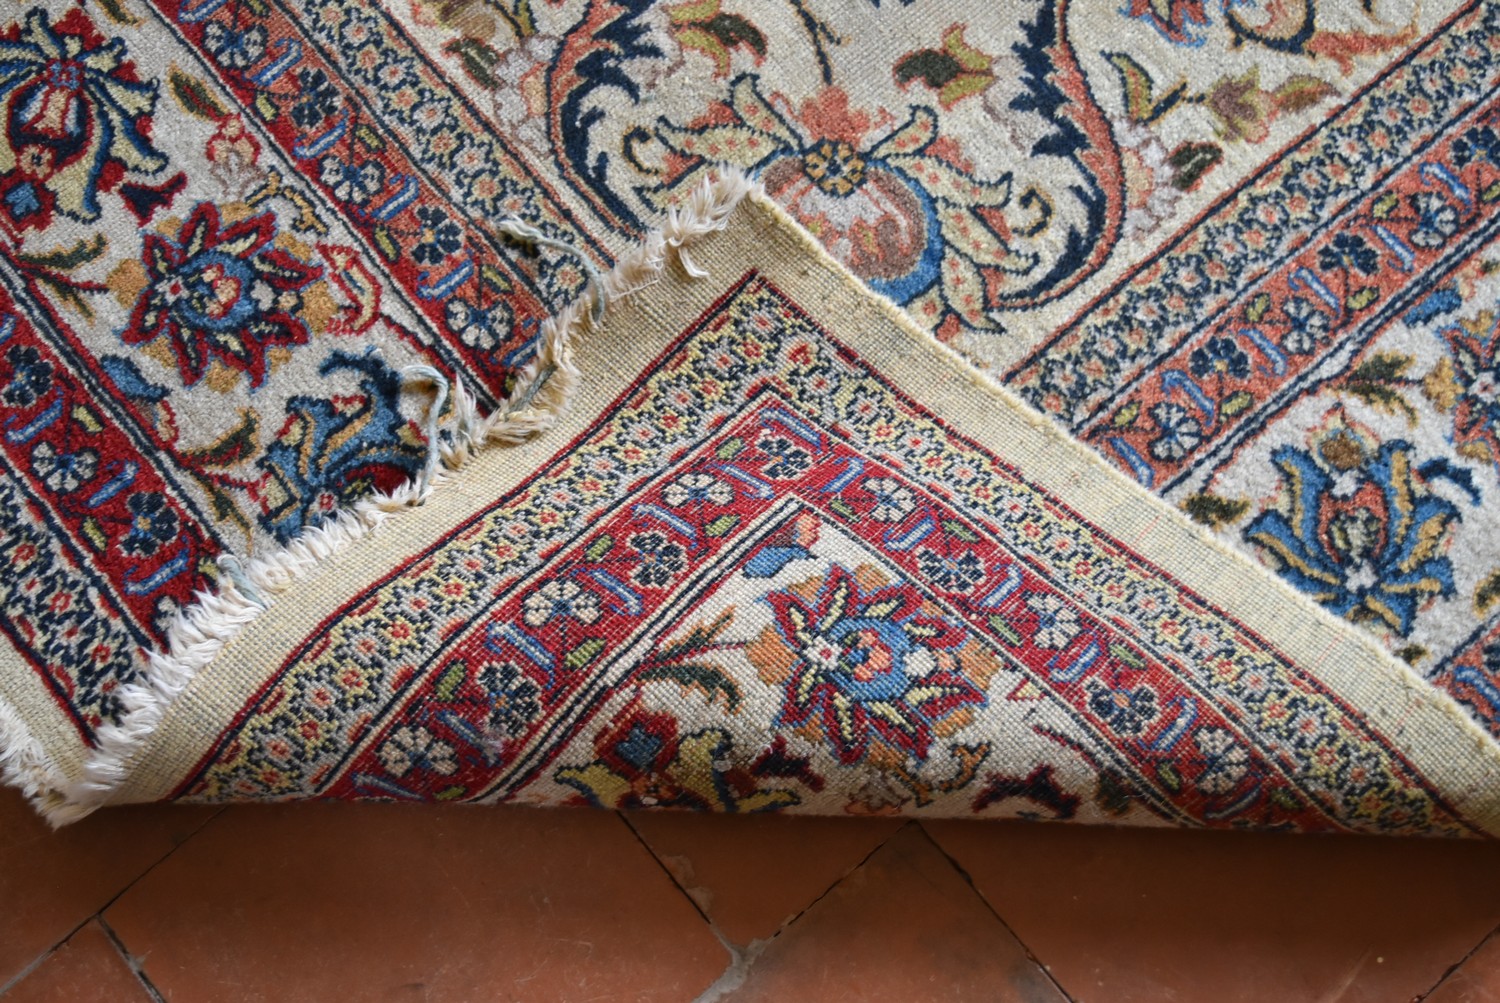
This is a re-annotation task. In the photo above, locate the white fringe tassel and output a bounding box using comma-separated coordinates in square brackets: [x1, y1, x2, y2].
[0, 692, 68, 813]
[40, 168, 758, 825]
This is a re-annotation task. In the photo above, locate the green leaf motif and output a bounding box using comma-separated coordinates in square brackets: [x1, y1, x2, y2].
[97, 0, 142, 24]
[355, 123, 385, 151]
[584, 535, 614, 561]
[564, 638, 607, 671]
[1349, 353, 1411, 383]
[673, 14, 767, 76]
[1346, 286, 1380, 312]
[1168, 142, 1221, 191]
[1243, 292, 1272, 324]
[941, 519, 979, 542]
[1268, 788, 1302, 811]
[182, 411, 259, 469]
[704, 514, 740, 537]
[986, 615, 1022, 646]
[434, 663, 466, 701]
[479, 263, 512, 293]
[637, 661, 743, 712]
[1095, 769, 1135, 816]
[169, 69, 226, 121]
[443, 37, 504, 90]
[16, 234, 107, 271]
[1181, 493, 1250, 529]
[1476, 570, 1500, 613]
[1371, 192, 1401, 219]
[372, 225, 399, 263]
[1341, 353, 1417, 423]
[894, 26, 995, 109]
[1395, 644, 1428, 666]
[1220, 389, 1255, 418]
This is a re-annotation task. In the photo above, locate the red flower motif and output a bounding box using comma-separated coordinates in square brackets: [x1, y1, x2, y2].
[123, 202, 322, 387]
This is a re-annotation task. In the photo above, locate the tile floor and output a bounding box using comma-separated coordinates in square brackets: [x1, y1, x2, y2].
[2, 787, 1499, 1002]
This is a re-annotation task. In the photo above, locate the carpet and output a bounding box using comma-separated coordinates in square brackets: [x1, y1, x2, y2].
[0, 0, 1496, 832]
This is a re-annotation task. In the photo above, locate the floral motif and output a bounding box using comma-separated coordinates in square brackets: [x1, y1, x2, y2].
[917, 549, 985, 593]
[119, 493, 179, 558]
[1409, 192, 1461, 249]
[1147, 402, 1204, 462]
[123, 203, 323, 388]
[289, 67, 342, 129]
[1193, 727, 1250, 795]
[1282, 296, 1332, 355]
[1317, 232, 1380, 276]
[654, 77, 1037, 328]
[1432, 311, 1500, 473]
[756, 429, 813, 479]
[1189, 336, 1251, 382]
[318, 155, 385, 205]
[1452, 124, 1500, 168]
[630, 531, 687, 588]
[1085, 680, 1159, 737]
[862, 477, 916, 522]
[1, 344, 52, 407]
[0, 9, 169, 229]
[256, 352, 425, 542]
[751, 564, 986, 765]
[1245, 420, 1460, 636]
[1026, 593, 1080, 650]
[202, 21, 268, 70]
[521, 578, 602, 627]
[378, 725, 458, 778]
[442, 267, 513, 353]
[30, 442, 97, 494]
[662, 472, 732, 507]
[478, 661, 541, 738]
[413, 207, 462, 265]
[557, 710, 804, 812]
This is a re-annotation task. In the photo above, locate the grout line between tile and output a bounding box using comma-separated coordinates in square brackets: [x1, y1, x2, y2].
[0, 806, 226, 998]
[918, 821, 1081, 1003]
[97, 917, 167, 1003]
[611, 812, 741, 1002]
[1415, 920, 1500, 1001]
[95, 807, 229, 921]
[620, 812, 908, 1002]
[0, 944, 53, 997]
[614, 811, 721, 932]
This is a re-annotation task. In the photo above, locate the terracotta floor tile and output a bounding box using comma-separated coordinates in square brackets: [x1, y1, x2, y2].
[927, 820, 1500, 1003]
[1427, 931, 1500, 1003]
[718, 823, 1064, 1002]
[0, 788, 215, 988]
[2, 921, 153, 1003]
[104, 802, 727, 1003]
[626, 810, 901, 945]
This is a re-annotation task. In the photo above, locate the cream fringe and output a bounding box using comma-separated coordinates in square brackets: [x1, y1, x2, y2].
[37, 169, 758, 824]
[0, 692, 67, 814]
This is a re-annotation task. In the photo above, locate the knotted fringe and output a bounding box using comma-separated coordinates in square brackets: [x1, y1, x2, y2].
[45, 169, 758, 824]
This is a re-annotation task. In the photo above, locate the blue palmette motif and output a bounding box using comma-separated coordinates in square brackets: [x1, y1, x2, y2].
[1245, 437, 1460, 637]
[257, 350, 425, 542]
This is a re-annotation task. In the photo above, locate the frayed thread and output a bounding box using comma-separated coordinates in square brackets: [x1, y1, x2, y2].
[48, 167, 758, 824]
[0, 693, 68, 812]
